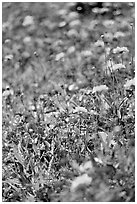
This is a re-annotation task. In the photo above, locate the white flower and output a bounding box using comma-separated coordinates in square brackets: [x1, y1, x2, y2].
[103, 20, 115, 27]
[58, 21, 67, 28]
[94, 40, 104, 48]
[73, 106, 87, 113]
[81, 50, 92, 57]
[68, 83, 79, 91]
[69, 19, 81, 28]
[79, 161, 93, 173]
[2, 86, 14, 97]
[92, 85, 109, 93]
[23, 36, 31, 44]
[124, 78, 135, 89]
[67, 46, 75, 54]
[22, 16, 34, 26]
[55, 52, 65, 61]
[114, 31, 125, 38]
[70, 173, 92, 192]
[67, 29, 79, 37]
[112, 63, 126, 71]
[4, 54, 13, 61]
[67, 12, 79, 21]
[113, 46, 129, 54]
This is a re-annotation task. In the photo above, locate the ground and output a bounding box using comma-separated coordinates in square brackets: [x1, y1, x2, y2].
[2, 2, 135, 202]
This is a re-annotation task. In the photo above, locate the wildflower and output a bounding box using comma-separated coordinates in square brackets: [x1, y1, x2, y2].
[2, 86, 14, 97]
[94, 40, 104, 48]
[101, 32, 114, 44]
[67, 46, 75, 54]
[79, 161, 93, 173]
[67, 12, 79, 21]
[70, 173, 92, 192]
[112, 63, 126, 71]
[23, 36, 31, 44]
[92, 85, 109, 93]
[113, 46, 129, 54]
[69, 19, 81, 28]
[4, 39, 11, 44]
[73, 106, 87, 113]
[55, 52, 65, 61]
[103, 20, 115, 28]
[113, 31, 125, 39]
[4, 54, 13, 62]
[58, 21, 67, 28]
[67, 29, 79, 37]
[81, 50, 92, 57]
[68, 83, 79, 91]
[34, 51, 39, 57]
[92, 7, 109, 14]
[22, 15, 34, 26]
[57, 9, 67, 17]
[124, 78, 135, 89]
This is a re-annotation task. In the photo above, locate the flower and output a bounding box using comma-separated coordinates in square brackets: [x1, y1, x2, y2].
[103, 20, 115, 27]
[55, 52, 65, 61]
[124, 78, 135, 89]
[81, 50, 92, 57]
[113, 31, 125, 39]
[4, 54, 13, 61]
[73, 106, 87, 113]
[2, 86, 14, 97]
[69, 19, 81, 28]
[67, 29, 79, 37]
[92, 85, 109, 93]
[70, 173, 92, 192]
[22, 15, 34, 26]
[112, 63, 126, 71]
[94, 40, 104, 48]
[67, 46, 75, 54]
[113, 46, 129, 54]
[79, 161, 93, 173]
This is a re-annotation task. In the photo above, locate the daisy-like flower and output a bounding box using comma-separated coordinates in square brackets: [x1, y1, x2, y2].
[4, 54, 13, 61]
[92, 85, 109, 93]
[70, 173, 92, 192]
[124, 78, 135, 89]
[94, 40, 104, 48]
[22, 15, 34, 27]
[81, 50, 92, 57]
[2, 86, 14, 97]
[112, 63, 126, 71]
[55, 52, 65, 61]
[113, 46, 129, 54]
[113, 31, 125, 39]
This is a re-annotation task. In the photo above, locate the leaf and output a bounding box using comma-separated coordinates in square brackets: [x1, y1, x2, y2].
[6, 178, 21, 186]
[12, 144, 24, 166]
[3, 179, 21, 192]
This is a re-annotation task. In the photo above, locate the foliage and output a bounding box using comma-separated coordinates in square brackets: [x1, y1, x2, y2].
[2, 2, 135, 202]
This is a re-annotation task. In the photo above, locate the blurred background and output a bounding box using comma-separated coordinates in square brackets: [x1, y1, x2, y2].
[2, 2, 135, 98]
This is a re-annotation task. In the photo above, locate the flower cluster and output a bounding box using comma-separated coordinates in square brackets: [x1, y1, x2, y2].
[113, 46, 129, 54]
[92, 85, 109, 93]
